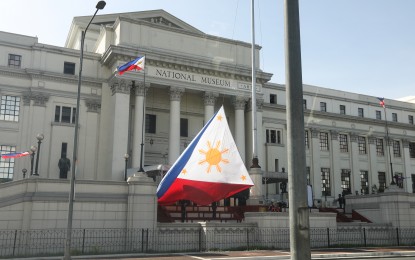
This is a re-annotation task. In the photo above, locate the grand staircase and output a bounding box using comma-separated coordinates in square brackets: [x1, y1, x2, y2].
[319, 207, 372, 223]
[158, 205, 266, 223]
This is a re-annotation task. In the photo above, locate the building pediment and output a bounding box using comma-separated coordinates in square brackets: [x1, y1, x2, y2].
[118, 10, 203, 33]
[66, 10, 203, 48]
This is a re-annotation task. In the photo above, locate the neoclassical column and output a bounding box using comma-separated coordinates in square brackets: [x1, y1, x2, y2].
[349, 133, 360, 195]
[132, 81, 150, 169]
[110, 79, 132, 180]
[310, 128, 322, 199]
[29, 92, 49, 178]
[402, 139, 412, 192]
[367, 136, 378, 192]
[82, 99, 101, 180]
[168, 87, 184, 165]
[255, 98, 265, 167]
[232, 96, 247, 164]
[203, 92, 218, 125]
[330, 130, 340, 198]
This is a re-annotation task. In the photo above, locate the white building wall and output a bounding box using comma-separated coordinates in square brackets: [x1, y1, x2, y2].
[0, 10, 414, 208]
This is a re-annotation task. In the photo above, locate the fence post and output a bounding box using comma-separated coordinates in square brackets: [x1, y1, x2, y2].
[12, 230, 17, 256]
[82, 229, 85, 254]
[146, 228, 149, 252]
[396, 228, 400, 246]
[363, 228, 367, 247]
[327, 228, 330, 248]
[246, 228, 250, 250]
[199, 228, 202, 252]
[141, 229, 144, 252]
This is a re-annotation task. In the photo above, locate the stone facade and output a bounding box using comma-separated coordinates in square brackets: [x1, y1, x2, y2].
[0, 10, 415, 228]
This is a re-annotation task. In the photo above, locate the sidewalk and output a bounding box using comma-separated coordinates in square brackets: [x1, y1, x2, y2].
[10, 247, 415, 260]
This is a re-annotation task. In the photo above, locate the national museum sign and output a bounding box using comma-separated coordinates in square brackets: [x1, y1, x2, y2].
[148, 67, 261, 93]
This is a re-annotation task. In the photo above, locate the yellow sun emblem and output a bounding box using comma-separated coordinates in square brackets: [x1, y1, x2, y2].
[198, 140, 229, 173]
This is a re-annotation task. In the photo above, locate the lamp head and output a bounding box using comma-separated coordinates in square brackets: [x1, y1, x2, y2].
[124, 153, 129, 159]
[96, 1, 106, 10]
[30, 146, 37, 153]
[36, 133, 44, 141]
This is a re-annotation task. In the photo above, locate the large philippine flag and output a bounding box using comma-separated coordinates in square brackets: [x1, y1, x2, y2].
[157, 106, 254, 206]
[117, 56, 145, 75]
[1, 151, 30, 159]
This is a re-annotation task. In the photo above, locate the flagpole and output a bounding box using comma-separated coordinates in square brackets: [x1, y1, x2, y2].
[250, 0, 258, 166]
[138, 63, 146, 173]
[382, 104, 395, 185]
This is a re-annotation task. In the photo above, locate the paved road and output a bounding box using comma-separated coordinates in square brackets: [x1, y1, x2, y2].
[11, 247, 415, 260]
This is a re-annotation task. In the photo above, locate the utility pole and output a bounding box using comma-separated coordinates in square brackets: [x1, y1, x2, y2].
[284, 0, 311, 259]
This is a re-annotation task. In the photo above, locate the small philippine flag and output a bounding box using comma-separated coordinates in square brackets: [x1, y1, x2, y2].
[1, 151, 30, 159]
[117, 56, 145, 75]
[378, 97, 385, 108]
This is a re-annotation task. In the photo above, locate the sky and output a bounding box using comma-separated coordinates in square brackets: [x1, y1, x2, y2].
[1, 0, 414, 100]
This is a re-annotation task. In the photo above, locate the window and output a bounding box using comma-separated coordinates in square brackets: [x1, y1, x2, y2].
[266, 129, 275, 143]
[321, 168, 331, 196]
[339, 105, 346, 115]
[64, 62, 76, 75]
[54, 106, 76, 124]
[393, 140, 401, 157]
[61, 142, 68, 158]
[320, 102, 327, 112]
[376, 110, 382, 120]
[339, 134, 348, 152]
[275, 159, 279, 172]
[360, 170, 369, 194]
[392, 113, 398, 122]
[412, 174, 415, 193]
[378, 172, 386, 193]
[180, 118, 188, 137]
[8, 54, 21, 68]
[277, 131, 281, 144]
[0, 95, 20, 122]
[270, 94, 276, 104]
[304, 130, 309, 149]
[358, 108, 364, 117]
[0, 145, 16, 182]
[376, 138, 384, 156]
[303, 99, 307, 110]
[408, 115, 413, 125]
[306, 167, 310, 185]
[145, 114, 156, 134]
[358, 136, 367, 154]
[319, 132, 329, 151]
[409, 142, 415, 158]
[341, 169, 351, 194]
[266, 129, 281, 144]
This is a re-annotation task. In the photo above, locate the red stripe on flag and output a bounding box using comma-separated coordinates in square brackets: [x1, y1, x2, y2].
[158, 178, 252, 206]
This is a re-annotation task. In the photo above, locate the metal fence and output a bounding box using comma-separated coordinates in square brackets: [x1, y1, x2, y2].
[1, 227, 414, 258]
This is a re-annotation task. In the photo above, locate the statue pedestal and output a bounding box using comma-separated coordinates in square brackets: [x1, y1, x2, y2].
[385, 183, 403, 193]
[126, 171, 157, 229]
[247, 167, 263, 205]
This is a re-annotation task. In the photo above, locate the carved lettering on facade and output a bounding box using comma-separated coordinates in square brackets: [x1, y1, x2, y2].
[151, 67, 261, 93]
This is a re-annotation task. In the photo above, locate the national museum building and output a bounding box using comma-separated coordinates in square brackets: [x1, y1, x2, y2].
[1, 10, 415, 206]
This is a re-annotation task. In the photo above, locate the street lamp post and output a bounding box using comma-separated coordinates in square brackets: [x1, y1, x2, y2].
[124, 153, 129, 181]
[63, 2, 106, 259]
[30, 145, 37, 176]
[34, 133, 44, 176]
